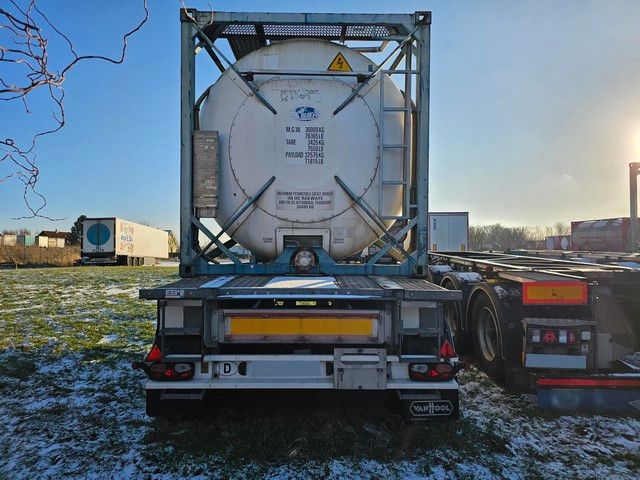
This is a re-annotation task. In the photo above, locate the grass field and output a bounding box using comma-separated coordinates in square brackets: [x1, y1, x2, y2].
[0, 267, 638, 479]
[0, 245, 80, 267]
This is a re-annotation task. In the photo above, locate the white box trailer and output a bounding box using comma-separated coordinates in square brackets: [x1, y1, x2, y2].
[81, 217, 169, 266]
[429, 212, 469, 252]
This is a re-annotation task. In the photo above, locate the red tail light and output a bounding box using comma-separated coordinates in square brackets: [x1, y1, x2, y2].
[439, 340, 456, 359]
[409, 363, 453, 381]
[147, 362, 194, 381]
[145, 344, 163, 362]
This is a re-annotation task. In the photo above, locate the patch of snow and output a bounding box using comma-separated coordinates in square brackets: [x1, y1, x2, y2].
[98, 334, 119, 344]
[452, 272, 484, 282]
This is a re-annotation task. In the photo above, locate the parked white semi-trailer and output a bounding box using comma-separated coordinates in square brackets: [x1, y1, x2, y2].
[81, 217, 169, 266]
[429, 212, 469, 252]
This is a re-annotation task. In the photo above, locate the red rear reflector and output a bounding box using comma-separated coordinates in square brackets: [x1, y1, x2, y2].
[537, 377, 640, 388]
[542, 330, 557, 343]
[439, 340, 456, 359]
[522, 281, 588, 305]
[146, 344, 163, 362]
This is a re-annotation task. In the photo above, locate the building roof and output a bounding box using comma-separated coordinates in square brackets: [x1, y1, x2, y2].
[38, 231, 70, 239]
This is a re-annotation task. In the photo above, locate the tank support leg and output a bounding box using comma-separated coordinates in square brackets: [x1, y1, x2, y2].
[368, 218, 417, 265]
[187, 19, 278, 115]
[334, 175, 413, 261]
[189, 175, 276, 266]
[333, 26, 418, 116]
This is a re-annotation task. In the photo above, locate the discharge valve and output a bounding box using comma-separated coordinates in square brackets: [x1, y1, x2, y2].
[293, 249, 316, 272]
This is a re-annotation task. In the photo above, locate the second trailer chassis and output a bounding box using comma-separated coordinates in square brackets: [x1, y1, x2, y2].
[429, 251, 640, 414]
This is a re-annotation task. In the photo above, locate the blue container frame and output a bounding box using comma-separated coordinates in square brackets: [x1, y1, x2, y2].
[178, 9, 432, 278]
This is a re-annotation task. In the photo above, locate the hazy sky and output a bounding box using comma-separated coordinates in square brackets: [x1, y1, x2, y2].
[2, 0, 640, 234]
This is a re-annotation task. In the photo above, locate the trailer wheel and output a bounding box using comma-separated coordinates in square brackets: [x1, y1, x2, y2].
[441, 276, 470, 353]
[471, 292, 504, 378]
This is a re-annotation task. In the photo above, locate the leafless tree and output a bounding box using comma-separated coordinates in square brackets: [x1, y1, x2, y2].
[554, 222, 570, 236]
[0, 0, 149, 219]
[469, 222, 573, 251]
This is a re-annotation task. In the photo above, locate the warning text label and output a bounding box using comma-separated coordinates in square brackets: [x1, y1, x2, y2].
[276, 190, 335, 211]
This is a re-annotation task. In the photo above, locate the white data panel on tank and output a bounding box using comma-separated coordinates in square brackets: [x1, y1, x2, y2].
[199, 39, 406, 260]
[229, 77, 378, 222]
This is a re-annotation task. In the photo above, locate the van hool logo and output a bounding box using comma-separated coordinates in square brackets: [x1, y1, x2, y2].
[292, 106, 319, 121]
[410, 400, 454, 416]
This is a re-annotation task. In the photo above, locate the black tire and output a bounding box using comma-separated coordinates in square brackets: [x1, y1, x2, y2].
[441, 277, 471, 354]
[470, 292, 505, 379]
[146, 390, 164, 417]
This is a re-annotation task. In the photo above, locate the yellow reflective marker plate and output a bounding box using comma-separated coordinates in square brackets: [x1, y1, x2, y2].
[327, 52, 352, 72]
[522, 281, 588, 305]
[228, 315, 374, 336]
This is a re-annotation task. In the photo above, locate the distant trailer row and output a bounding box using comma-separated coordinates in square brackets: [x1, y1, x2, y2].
[509, 248, 640, 270]
[0, 231, 69, 248]
[546, 217, 639, 253]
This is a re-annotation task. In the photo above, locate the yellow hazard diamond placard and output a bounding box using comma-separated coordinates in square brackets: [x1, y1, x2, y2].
[328, 52, 352, 72]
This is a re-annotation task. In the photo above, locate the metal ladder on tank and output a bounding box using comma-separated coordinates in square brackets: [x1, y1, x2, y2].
[377, 44, 415, 223]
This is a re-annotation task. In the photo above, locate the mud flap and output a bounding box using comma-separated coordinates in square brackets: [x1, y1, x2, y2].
[399, 390, 460, 421]
[146, 389, 206, 418]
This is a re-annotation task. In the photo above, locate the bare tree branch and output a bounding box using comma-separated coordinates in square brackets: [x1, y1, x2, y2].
[0, 0, 149, 219]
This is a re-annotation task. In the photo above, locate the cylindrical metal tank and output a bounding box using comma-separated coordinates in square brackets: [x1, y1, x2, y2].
[200, 39, 406, 260]
[571, 218, 633, 252]
[545, 235, 571, 250]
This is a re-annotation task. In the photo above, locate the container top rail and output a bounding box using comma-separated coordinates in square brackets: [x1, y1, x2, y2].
[186, 10, 428, 59]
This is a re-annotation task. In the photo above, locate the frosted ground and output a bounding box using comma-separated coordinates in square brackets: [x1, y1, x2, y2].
[0, 267, 638, 479]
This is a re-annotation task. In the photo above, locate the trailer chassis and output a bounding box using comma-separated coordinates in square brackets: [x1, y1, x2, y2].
[429, 251, 640, 414]
[137, 274, 463, 420]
